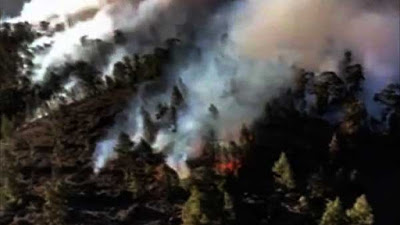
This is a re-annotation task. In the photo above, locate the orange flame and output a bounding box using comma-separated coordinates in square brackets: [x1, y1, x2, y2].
[215, 159, 242, 175]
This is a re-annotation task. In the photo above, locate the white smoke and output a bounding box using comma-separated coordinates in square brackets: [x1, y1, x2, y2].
[10, 0, 399, 177]
[94, 0, 399, 177]
[14, 0, 101, 23]
[93, 139, 117, 174]
[10, 0, 176, 82]
[233, 0, 400, 114]
[94, 1, 295, 177]
[30, 8, 114, 81]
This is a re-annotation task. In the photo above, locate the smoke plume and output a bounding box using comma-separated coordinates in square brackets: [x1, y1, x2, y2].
[8, 0, 399, 177]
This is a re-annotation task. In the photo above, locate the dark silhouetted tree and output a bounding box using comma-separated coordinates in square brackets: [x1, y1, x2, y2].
[329, 133, 340, 155]
[315, 82, 329, 114]
[0, 142, 23, 210]
[1, 114, 13, 140]
[114, 132, 134, 155]
[374, 83, 400, 133]
[171, 85, 185, 108]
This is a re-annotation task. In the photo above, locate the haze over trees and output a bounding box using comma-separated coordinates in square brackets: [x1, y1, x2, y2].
[0, 4, 399, 225]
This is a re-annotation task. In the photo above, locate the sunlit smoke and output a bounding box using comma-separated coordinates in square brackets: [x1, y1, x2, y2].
[233, 0, 399, 115]
[13, 0, 101, 23]
[31, 8, 114, 81]
[12, 0, 175, 83]
[10, 0, 399, 177]
[93, 139, 117, 174]
[93, 0, 399, 177]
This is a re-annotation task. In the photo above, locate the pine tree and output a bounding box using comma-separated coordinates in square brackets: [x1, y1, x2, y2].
[141, 107, 156, 143]
[113, 61, 128, 85]
[346, 195, 374, 225]
[320, 197, 345, 225]
[182, 187, 203, 225]
[329, 133, 340, 154]
[315, 82, 329, 114]
[105, 75, 115, 89]
[171, 85, 185, 108]
[208, 104, 219, 119]
[1, 114, 13, 140]
[182, 186, 223, 225]
[297, 196, 309, 212]
[272, 152, 296, 190]
[223, 191, 235, 221]
[0, 140, 23, 209]
[239, 123, 253, 146]
[341, 100, 367, 135]
[125, 171, 143, 198]
[307, 170, 327, 199]
[114, 132, 134, 155]
[374, 83, 400, 133]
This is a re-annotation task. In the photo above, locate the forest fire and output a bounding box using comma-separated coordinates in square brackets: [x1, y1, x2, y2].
[215, 159, 242, 175]
[1, 0, 399, 224]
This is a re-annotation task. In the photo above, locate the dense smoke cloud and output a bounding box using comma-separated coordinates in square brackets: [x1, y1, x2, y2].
[13, 0, 101, 23]
[9, 0, 222, 81]
[98, 0, 399, 177]
[232, 0, 399, 113]
[92, 0, 296, 177]
[8, 0, 399, 176]
[233, 0, 399, 73]
[20, 0, 174, 81]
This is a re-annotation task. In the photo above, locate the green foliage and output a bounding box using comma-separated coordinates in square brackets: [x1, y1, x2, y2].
[182, 186, 224, 225]
[320, 197, 345, 225]
[346, 195, 374, 225]
[182, 187, 203, 225]
[272, 152, 296, 190]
